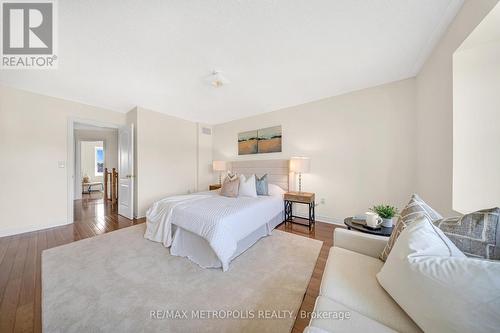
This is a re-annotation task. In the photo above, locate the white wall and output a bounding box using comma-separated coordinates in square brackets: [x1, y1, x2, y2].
[74, 128, 118, 198]
[213, 79, 417, 223]
[415, 0, 499, 216]
[133, 107, 198, 217]
[0, 85, 126, 236]
[125, 107, 207, 218]
[453, 31, 500, 212]
[197, 124, 214, 192]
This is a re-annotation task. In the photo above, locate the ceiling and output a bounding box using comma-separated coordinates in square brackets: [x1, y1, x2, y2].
[0, 0, 464, 124]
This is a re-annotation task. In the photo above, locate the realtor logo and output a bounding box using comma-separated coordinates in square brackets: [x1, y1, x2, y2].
[1, 0, 57, 68]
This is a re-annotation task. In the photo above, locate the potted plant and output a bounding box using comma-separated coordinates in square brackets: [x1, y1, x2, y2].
[371, 204, 398, 228]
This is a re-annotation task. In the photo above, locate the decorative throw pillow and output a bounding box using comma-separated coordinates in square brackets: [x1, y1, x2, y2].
[255, 174, 269, 196]
[377, 215, 500, 333]
[220, 177, 239, 198]
[380, 194, 442, 261]
[223, 172, 238, 182]
[433, 207, 500, 260]
[238, 174, 257, 197]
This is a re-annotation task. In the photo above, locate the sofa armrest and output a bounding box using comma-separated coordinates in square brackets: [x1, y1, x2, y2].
[334, 228, 388, 259]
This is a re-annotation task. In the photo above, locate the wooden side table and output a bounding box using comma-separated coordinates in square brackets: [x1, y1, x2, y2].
[209, 184, 221, 191]
[284, 191, 315, 229]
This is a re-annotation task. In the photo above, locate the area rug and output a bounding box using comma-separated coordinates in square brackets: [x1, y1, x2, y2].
[42, 224, 322, 332]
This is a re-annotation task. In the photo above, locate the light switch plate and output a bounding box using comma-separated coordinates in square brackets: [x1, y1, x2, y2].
[58, 161, 66, 168]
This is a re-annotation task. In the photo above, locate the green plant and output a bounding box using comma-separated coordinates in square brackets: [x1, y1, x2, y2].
[371, 204, 398, 219]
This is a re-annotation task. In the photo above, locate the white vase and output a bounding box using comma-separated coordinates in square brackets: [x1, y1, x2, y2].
[381, 218, 393, 228]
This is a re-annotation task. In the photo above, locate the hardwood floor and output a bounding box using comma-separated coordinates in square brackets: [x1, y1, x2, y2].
[277, 221, 337, 333]
[0, 196, 338, 333]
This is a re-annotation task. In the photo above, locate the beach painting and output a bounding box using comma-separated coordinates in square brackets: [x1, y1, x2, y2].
[257, 126, 282, 153]
[238, 126, 282, 155]
[238, 130, 258, 155]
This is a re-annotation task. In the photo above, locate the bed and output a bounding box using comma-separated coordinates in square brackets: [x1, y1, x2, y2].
[144, 159, 292, 271]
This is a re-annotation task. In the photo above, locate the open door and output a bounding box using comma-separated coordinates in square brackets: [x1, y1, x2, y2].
[118, 124, 134, 219]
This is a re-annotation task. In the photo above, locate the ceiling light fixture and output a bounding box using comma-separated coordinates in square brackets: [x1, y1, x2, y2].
[208, 70, 230, 88]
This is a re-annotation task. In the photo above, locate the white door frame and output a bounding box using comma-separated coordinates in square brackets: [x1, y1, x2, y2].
[67, 118, 120, 224]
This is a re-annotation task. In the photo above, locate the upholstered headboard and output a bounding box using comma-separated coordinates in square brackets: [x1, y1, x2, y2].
[229, 159, 291, 191]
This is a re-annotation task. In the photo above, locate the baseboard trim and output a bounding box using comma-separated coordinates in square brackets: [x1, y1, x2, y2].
[293, 213, 345, 226]
[0, 220, 72, 238]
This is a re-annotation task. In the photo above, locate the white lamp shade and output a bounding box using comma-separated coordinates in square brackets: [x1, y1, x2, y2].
[290, 157, 310, 173]
[212, 160, 227, 171]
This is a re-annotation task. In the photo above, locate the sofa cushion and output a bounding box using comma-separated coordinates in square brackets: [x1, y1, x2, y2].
[433, 207, 500, 260]
[380, 194, 442, 261]
[321, 247, 421, 333]
[307, 296, 397, 333]
[377, 215, 500, 333]
[334, 228, 388, 259]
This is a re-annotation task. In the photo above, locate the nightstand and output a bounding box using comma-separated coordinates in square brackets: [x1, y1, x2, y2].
[209, 184, 221, 191]
[284, 191, 315, 229]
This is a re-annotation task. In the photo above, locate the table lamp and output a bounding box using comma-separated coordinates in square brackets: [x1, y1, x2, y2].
[290, 157, 310, 193]
[212, 160, 227, 185]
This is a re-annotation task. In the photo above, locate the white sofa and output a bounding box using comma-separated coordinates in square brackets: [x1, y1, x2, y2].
[304, 228, 422, 333]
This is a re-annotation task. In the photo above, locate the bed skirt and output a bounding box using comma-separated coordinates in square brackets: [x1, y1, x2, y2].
[170, 211, 285, 270]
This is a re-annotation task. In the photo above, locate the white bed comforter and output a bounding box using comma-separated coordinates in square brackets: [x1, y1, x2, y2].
[144, 193, 212, 247]
[144, 191, 283, 270]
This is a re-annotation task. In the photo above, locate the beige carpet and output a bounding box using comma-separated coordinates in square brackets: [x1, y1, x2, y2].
[42, 224, 322, 332]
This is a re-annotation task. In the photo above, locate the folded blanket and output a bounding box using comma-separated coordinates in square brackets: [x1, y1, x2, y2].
[144, 194, 212, 247]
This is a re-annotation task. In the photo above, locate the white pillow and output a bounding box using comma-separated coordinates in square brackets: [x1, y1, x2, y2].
[268, 183, 285, 196]
[377, 215, 500, 333]
[238, 174, 257, 197]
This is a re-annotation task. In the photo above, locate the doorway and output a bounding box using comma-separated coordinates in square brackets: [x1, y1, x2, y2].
[79, 140, 104, 200]
[72, 122, 119, 221]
